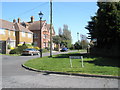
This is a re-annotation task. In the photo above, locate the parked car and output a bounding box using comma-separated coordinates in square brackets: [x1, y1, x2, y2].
[22, 48, 40, 56]
[60, 47, 68, 52]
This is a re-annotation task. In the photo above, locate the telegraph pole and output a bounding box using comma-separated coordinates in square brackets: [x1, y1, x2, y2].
[77, 32, 79, 42]
[50, 0, 52, 57]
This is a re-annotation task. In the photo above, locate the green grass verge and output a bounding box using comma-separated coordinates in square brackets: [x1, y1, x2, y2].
[24, 52, 119, 76]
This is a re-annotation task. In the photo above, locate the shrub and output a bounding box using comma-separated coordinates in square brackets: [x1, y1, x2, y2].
[42, 49, 49, 53]
[17, 44, 23, 46]
[9, 48, 19, 54]
[9, 44, 28, 54]
[45, 47, 50, 50]
[7, 45, 11, 49]
[54, 47, 58, 51]
[10, 47, 14, 50]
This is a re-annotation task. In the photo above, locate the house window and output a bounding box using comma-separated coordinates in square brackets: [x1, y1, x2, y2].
[0, 28, 5, 35]
[44, 42, 46, 48]
[8, 30, 10, 36]
[28, 33, 32, 38]
[33, 33, 38, 38]
[43, 34, 47, 39]
[22, 32, 26, 37]
[13, 32, 15, 36]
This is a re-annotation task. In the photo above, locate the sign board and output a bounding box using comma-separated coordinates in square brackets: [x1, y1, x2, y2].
[69, 56, 81, 59]
[69, 56, 84, 68]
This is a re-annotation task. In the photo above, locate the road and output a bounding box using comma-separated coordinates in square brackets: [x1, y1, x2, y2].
[1, 51, 119, 88]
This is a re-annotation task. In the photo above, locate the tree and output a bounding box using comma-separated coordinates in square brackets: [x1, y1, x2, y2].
[85, 1, 120, 57]
[53, 35, 61, 51]
[74, 41, 82, 50]
[80, 40, 89, 49]
[98, 2, 120, 48]
[85, 16, 97, 40]
[60, 24, 72, 48]
[58, 27, 62, 36]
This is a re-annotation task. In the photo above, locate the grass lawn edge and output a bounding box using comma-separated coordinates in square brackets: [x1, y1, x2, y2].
[22, 63, 120, 79]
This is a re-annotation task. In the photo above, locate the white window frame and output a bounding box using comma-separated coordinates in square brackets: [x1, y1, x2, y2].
[28, 33, 32, 38]
[43, 34, 47, 39]
[13, 31, 15, 36]
[0, 28, 5, 35]
[8, 30, 10, 36]
[22, 32, 26, 37]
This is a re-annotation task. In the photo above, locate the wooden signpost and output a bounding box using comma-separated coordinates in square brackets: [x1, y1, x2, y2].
[69, 56, 84, 68]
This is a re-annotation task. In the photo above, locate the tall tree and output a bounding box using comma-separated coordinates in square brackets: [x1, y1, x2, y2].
[85, 1, 120, 57]
[58, 27, 63, 36]
[96, 2, 120, 48]
[61, 24, 72, 48]
[85, 16, 97, 40]
[53, 35, 61, 51]
[86, 1, 120, 48]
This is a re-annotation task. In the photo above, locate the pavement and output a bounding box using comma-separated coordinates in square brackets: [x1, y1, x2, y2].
[1, 50, 120, 88]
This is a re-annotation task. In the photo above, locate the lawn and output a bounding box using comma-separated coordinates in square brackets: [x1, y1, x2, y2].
[24, 52, 119, 76]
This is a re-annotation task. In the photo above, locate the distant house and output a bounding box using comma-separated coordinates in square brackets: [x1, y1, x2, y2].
[13, 18, 33, 46]
[0, 19, 16, 53]
[21, 16, 56, 49]
[0, 19, 33, 54]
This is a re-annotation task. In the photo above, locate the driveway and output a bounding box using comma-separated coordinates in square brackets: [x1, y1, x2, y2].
[1, 51, 119, 88]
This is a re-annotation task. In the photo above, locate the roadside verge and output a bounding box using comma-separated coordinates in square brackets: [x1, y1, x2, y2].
[22, 64, 120, 79]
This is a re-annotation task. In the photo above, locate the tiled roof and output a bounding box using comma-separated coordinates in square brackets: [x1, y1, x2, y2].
[14, 23, 33, 33]
[28, 20, 46, 30]
[0, 19, 32, 33]
[0, 19, 16, 31]
[47, 24, 55, 34]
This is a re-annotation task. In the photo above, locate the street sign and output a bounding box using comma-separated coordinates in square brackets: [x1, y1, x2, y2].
[69, 56, 84, 68]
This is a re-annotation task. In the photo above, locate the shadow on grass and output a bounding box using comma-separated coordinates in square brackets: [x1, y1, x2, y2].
[52, 53, 93, 58]
[51, 52, 119, 68]
[84, 57, 119, 68]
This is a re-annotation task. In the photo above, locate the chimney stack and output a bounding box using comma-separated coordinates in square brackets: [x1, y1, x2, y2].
[17, 18, 20, 23]
[13, 19, 16, 23]
[31, 16, 34, 23]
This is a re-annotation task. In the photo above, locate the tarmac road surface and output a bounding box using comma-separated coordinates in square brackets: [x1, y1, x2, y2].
[1, 51, 119, 88]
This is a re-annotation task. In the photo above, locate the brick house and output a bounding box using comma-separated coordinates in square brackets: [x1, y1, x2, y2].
[21, 16, 56, 49]
[0, 19, 33, 54]
[13, 18, 33, 46]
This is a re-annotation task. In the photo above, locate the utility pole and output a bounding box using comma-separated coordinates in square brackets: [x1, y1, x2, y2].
[77, 32, 79, 42]
[50, 0, 52, 57]
[77, 32, 80, 51]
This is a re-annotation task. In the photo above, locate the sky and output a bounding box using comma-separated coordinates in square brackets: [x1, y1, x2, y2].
[1, 1, 98, 44]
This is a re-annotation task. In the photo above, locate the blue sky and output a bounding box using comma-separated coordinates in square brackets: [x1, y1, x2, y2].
[2, 2, 98, 44]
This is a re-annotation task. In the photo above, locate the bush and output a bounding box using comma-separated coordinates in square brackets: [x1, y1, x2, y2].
[17, 44, 23, 46]
[9, 48, 19, 54]
[9, 44, 28, 54]
[7, 45, 11, 49]
[42, 49, 49, 53]
[69, 44, 74, 50]
[54, 47, 58, 51]
[10, 47, 14, 50]
[45, 47, 50, 50]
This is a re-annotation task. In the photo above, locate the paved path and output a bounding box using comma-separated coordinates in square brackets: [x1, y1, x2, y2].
[1, 51, 119, 88]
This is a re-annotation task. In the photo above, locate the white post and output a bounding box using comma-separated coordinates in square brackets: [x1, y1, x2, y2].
[81, 56, 84, 67]
[70, 57, 73, 68]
